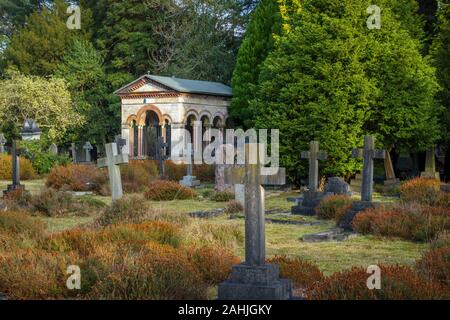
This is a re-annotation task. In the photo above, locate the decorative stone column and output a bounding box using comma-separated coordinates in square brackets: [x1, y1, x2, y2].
[129, 124, 135, 158]
[137, 125, 144, 158]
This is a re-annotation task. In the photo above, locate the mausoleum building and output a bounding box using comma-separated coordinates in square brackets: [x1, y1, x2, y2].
[115, 75, 232, 159]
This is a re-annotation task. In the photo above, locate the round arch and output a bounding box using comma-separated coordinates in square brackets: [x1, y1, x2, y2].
[136, 105, 163, 126]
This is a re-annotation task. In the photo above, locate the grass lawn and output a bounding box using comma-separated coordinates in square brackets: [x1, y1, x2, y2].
[8, 179, 428, 276]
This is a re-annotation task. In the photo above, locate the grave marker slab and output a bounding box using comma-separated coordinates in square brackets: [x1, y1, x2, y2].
[421, 147, 440, 180]
[83, 142, 93, 163]
[218, 144, 292, 300]
[97, 143, 129, 200]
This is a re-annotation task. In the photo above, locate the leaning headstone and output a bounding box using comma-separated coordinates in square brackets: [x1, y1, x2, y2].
[4, 140, 25, 195]
[48, 143, 58, 155]
[292, 141, 328, 215]
[383, 150, 400, 191]
[421, 147, 440, 180]
[339, 136, 385, 230]
[218, 144, 292, 300]
[0, 134, 6, 154]
[83, 142, 93, 163]
[179, 145, 200, 188]
[70, 143, 77, 164]
[97, 143, 129, 200]
[324, 177, 352, 196]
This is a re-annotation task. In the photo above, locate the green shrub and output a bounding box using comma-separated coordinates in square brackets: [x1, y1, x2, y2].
[21, 140, 70, 174]
[210, 191, 234, 202]
[144, 180, 198, 201]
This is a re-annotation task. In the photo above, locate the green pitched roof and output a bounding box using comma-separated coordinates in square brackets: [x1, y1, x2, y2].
[115, 75, 233, 97]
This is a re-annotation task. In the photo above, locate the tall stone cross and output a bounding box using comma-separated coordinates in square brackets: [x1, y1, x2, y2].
[301, 141, 327, 192]
[352, 136, 385, 202]
[70, 143, 77, 163]
[224, 144, 286, 266]
[83, 142, 93, 163]
[4, 140, 25, 195]
[156, 136, 169, 177]
[97, 143, 129, 200]
[0, 134, 6, 154]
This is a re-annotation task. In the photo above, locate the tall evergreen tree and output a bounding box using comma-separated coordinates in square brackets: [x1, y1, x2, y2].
[252, 0, 441, 182]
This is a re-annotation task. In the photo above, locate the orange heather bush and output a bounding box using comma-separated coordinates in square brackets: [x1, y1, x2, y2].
[97, 195, 149, 226]
[0, 154, 37, 180]
[400, 177, 442, 205]
[121, 160, 158, 193]
[210, 191, 234, 202]
[352, 203, 449, 242]
[144, 180, 197, 201]
[164, 161, 187, 181]
[193, 164, 215, 182]
[46, 164, 107, 194]
[415, 246, 450, 287]
[315, 195, 353, 222]
[188, 246, 240, 285]
[267, 255, 324, 289]
[89, 242, 207, 300]
[2, 188, 32, 209]
[0, 210, 44, 241]
[307, 264, 450, 300]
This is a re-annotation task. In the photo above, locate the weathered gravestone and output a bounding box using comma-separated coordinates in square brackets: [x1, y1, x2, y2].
[324, 177, 352, 196]
[179, 144, 200, 188]
[70, 143, 77, 164]
[48, 143, 58, 155]
[4, 140, 25, 195]
[115, 135, 127, 155]
[83, 142, 93, 163]
[97, 143, 129, 200]
[234, 183, 245, 207]
[339, 136, 385, 230]
[421, 147, 440, 180]
[0, 134, 6, 154]
[156, 136, 169, 178]
[383, 150, 400, 191]
[218, 144, 292, 300]
[292, 141, 328, 215]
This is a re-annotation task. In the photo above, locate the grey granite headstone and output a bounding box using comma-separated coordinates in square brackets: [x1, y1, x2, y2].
[48, 143, 58, 155]
[421, 147, 440, 180]
[324, 177, 352, 196]
[180, 144, 200, 187]
[218, 144, 292, 300]
[97, 142, 129, 200]
[291, 141, 328, 215]
[340, 136, 385, 230]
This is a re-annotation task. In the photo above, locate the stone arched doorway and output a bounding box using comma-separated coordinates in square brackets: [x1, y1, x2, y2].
[143, 110, 161, 159]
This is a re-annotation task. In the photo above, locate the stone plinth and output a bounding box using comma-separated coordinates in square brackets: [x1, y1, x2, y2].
[179, 175, 200, 188]
[218, 263, 292, 300]
[3, 184, 25, 196]
[291, 191, 325, 215]
[383, 178, 400, 193]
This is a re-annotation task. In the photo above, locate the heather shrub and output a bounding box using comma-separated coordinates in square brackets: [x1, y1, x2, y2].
[46, 164, 107, 194]
[164, 161, 186, 181]
[97, 195, 149, 226]
[121, 160, 158, 193]
[268, 255, 324, 289]
[188, 246, 240, 285]
[88, 242, 207, 299]
[225, 200, 243, 214]
[316, 195, 353, 222]
[307, 265, 449, 300]
[0, 154, 37, 180]
[415, 246, 450, 287]
[0, 249, 78, 299]
[352, 203, 449, 242]
[144, 180, 197, 201]
[400, 177, 442, 205]
[0, 211, 44, 241]
[2, 188, 32, 210]
[193, 164, 215, 182]
[210, 191, 234, 202]
[184, 220, 244, 249]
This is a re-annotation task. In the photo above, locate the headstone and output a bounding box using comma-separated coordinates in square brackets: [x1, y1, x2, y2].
[218, 144, 292, 300]
[4, 140, 25, 195]
[291, 141, 328, 215]
[70, 143, 77, 164]
[234, 183, 245, 207]
[324, 177, 352, 196]
[83, 142, 93, 163]
[340, 136, 385, 230]
[0, 134, 6, 154]
[156, 136, 169, 178]
[383, 150, 400, 191]
[421, 147, 440, 180]
[97, 143, 129, 200]
[48, 143, 58, 155]
[115, 135, 127, 155]
[179, 144, 200, 188]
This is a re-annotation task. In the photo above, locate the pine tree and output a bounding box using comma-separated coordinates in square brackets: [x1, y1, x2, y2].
[252, 0, 441, 182]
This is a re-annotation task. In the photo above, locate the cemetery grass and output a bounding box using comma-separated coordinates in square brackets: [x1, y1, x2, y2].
[6, 180, 427, 275]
